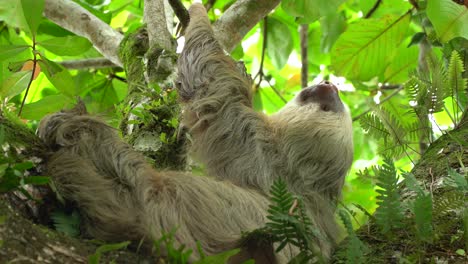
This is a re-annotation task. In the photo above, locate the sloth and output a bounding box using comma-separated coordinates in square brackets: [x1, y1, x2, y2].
[38, 3, 353, 263]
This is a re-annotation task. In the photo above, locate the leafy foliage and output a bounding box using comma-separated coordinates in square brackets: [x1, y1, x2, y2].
[403, 173, 433, 242]
[338, 209, 367, 263]
[89, 241, 131, 264]
[51, 210, 81, 237]
[373, 157, 404, 234]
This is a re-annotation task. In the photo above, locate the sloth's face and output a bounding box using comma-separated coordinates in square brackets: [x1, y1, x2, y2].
[296, 81, 345, 113]
[273, 81, 351, 125]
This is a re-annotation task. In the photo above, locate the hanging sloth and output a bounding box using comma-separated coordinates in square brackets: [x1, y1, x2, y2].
[38, 3, 353, 263]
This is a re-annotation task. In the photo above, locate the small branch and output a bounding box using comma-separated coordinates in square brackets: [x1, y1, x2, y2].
[300, 24, 308, 89]
[19, 41, 38, 117]
[144, 0, 173, 50]
[214, 0, 281, 52]
[253, 18, 268, 89]
[364, 0, 382, 19]
[265, 78, 287, 103]
[352, 86, 403, 122]
[205, 0, 216, 11]
[44, 0, 123, 67]
[167, 0, 189, 32]
[59, 58, 118, 69]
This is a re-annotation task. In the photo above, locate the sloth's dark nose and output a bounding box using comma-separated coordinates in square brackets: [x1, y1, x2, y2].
[298, 81, 344, 112]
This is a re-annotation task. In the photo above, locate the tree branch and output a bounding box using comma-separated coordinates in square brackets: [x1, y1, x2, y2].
[44, 0, 123, 67]
[167, 0, 189, 32]
[144, 0, 174, 50]
[214, 0, 281, 52]
[365, 0, 382, 18]
[300, 24, 309, 89]
[59, 58, 119, 69]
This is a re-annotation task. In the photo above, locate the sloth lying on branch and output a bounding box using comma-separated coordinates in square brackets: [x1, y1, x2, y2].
[38, 3, 353, 263]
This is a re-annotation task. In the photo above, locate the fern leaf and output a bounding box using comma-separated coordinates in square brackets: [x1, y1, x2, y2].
[433, 191, 466, 218]
[445, 168, 468, 191]
[413, 192, 433, 242]
[338, 209, 367, 264]
[360, 113, 390, 140]
[374, 157, 404, 233]
[373, 107, 407, 148]
[447, 50, 468, 114]
[426, 55, 448, 113]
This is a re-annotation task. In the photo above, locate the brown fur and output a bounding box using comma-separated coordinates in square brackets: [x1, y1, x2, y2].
[38, 4, 353, 263]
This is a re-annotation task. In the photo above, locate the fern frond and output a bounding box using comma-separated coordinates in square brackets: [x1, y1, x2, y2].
[427, 56, 448, 113]
[433, 191, 466, 218]
[413, 192, 433, 242]
[445, 168, 468, 191]
[374, 157, 404, 233]
[447, 50, 468, 113]
[373, 107, 407, 147]
[338, 209, 367, 263]
[360, 113, 390, 140]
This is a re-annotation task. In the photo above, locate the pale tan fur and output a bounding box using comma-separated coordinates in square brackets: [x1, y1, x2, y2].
[38, 4, 353, 263]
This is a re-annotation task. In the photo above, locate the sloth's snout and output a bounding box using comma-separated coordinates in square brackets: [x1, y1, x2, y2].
[298, 81, 344, 112]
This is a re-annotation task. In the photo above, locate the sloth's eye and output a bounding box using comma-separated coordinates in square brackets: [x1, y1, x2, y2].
[321, 105, 330, 112]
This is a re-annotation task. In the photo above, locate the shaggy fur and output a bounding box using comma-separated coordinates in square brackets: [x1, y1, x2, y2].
[38, 4, 353, 263]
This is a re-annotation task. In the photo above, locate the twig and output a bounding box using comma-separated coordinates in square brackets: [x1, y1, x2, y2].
[19, 40, 38, 117]
[205, 0, 216, 11]
[109, 73, 127, 83]
[253, 17, 268, 88]
[352, 86, 403, 122]
[265, 78, 287, 103]
[300, 24, 308, 89]
[364, 0, 382, 18]
[59, 58, 118, 69]
[168, 0, 189, 31]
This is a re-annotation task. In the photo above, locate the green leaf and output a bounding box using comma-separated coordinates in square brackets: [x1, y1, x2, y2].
[320, 12, 346, 53]
[0, 0, 28, 30]
[23, 176, 49, 185]
[426, 0, 468, 43]
[0, 45, 29, 62]
[20, 94, 73, 120]
[0, 70, 31, 99]
[266, 18, 293, 70]
[282, 0, 320, 23]
[20, 0, 45, 36]
[447, 50, 467, 111]
[413, 192, 433, 242]
[331, 13, 410, 81]
[194, 248, 240, 264]
[89, 241, 131, 264]
[52, 210, 81, 237]
[383, 44, 418, 83]
[39, 59, 77, 97]
[38, 36, 92, 56]
[282, 0, 345, 23]
[13, 161, 33, 171]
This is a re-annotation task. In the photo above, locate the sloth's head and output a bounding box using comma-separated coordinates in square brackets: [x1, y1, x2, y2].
[271, 81, 353, 194]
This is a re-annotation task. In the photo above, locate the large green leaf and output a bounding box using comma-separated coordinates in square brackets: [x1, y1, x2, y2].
[0, 70, 31, 99]
[427, 0, 468, 43]
[39, 36, 92, 56]
[0, 45, 29, 62]
[331, 14, 410, 81]
[320, 12, 347, 53]
[266, 18, 293, 70]
[383, 44, 418, 83]
[282, 0, 345, 23]
[20, 0, 44, 36]
[0, 0, 28, 30]
[20, 94, 73, 120]
[39, 59, 77, 97]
